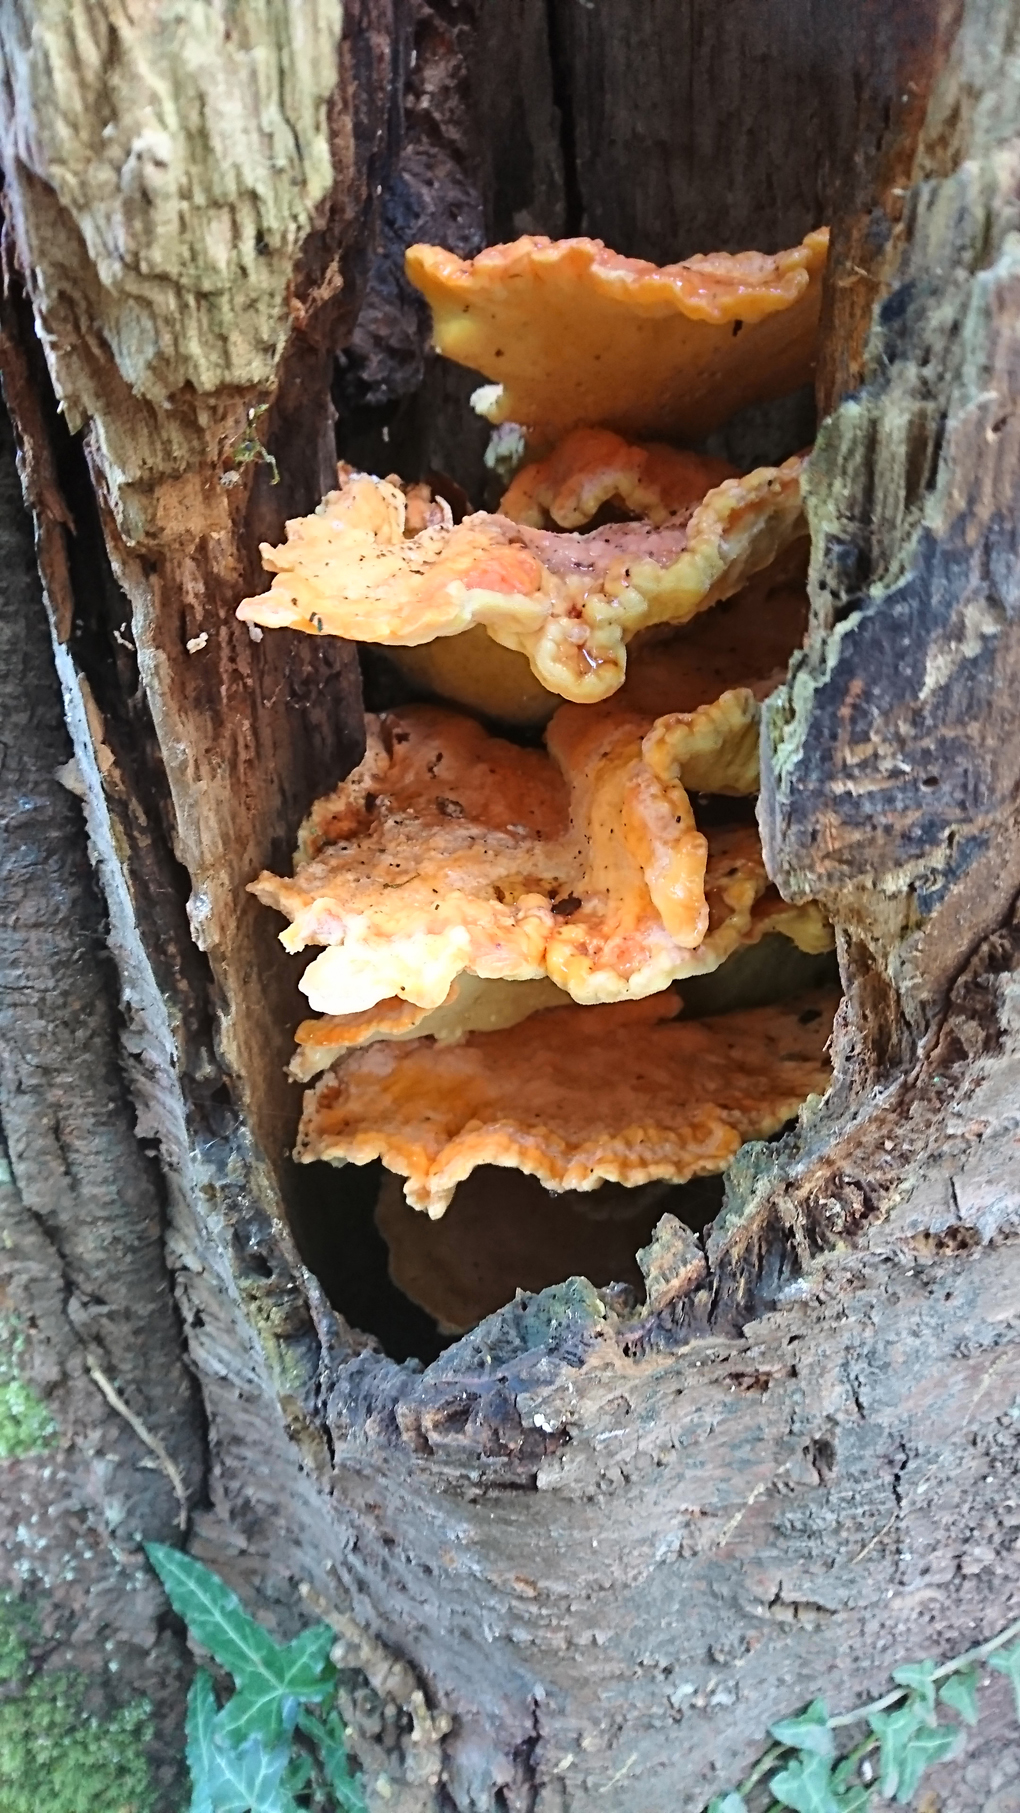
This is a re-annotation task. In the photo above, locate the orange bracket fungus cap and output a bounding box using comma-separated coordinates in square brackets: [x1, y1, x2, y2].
[499, 427, 738, 528]
[404, 228, 828, 444]
[250, 697, 830, 1020]
[236, 452, 808, 705]
[296, 988, 838, 1217]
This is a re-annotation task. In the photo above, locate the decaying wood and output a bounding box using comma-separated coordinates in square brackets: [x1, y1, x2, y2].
[2, 2, 1020, 1810]
[0, 395, 202, 1800]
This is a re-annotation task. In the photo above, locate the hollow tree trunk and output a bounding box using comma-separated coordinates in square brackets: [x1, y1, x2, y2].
[1, 3, 1020, 1810]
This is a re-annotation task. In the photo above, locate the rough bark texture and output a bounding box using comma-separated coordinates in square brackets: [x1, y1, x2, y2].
[0, 394, 202, 1802]
[2, 3, 1020, 1811]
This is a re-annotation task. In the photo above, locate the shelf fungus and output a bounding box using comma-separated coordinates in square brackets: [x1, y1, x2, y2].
[235, 446, 808, 705]
[404, 228, 828, 445]
[289, 974, 567, 1083]
[296, 988, 838, 1217]
[240, 220, 839, 1290]
[249, 694, 832, 1020]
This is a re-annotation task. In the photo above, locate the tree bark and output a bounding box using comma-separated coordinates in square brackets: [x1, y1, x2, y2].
[2, 3, 1020, 1811]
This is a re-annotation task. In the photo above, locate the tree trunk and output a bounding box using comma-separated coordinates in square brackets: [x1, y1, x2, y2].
[2, 3, 1020, 1810]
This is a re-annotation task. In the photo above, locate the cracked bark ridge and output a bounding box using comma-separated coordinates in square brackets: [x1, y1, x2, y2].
[760, 0, 1020, 1031]
[0, 393, 201, 1805]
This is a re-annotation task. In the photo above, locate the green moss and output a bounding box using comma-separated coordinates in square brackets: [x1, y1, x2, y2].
[0, 1323, 57, 1459]
[0, 1601, 154, 1813]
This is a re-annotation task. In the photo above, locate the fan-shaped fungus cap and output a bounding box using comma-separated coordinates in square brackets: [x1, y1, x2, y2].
[404, 229, 828, 445]
[383, 531, 810, 729]
[236, 453, 807, 705]
[499, 428, 737, 528]
[296, 988, 837, 1217]
[250, 697, 830, 1019]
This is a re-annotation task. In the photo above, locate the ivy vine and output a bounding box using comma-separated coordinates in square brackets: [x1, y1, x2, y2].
[705, 1617, 1020, 1813]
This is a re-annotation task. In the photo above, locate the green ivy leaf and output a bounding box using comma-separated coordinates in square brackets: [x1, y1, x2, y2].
[299, 1708, 368, 1813]
[989, 1642, 1020, 1719]
[868, 1698, 929, 1799]
[145, 1545, 335, 1743]
[216, 1635, 335, 1746]
[770, 1700, 834, 1759]
[204, 1731, 298, 1813]
[890, 1722, 962, 1803]
[281, 1748, 313, 1797]
[186, 1670, 219, 1813]
[146, 1544, 284, 1681]
[890, 1661, 937, 1720]
[771, 1748, 855, 1813]
[938, 1666, 980, 1726]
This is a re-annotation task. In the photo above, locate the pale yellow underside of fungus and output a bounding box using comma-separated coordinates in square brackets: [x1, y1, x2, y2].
[235, 449, 808, 704]
[297, 988, 838, 1216]
[250, 696, 831, 1018]
[289, 974, 567, 1082]
[404, 228, 829, 444]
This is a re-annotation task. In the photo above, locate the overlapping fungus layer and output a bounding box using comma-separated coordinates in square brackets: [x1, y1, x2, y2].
[240, 223, 836, 1240]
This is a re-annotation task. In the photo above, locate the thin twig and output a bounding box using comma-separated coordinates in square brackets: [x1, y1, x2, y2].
[738, 1742, 786, 1796]
[598, 1752, 638, 1793]
[85, 1354, 189, 1532]
[828, 1615, 1020, 1729]
[730, 1618, 1020, 1810]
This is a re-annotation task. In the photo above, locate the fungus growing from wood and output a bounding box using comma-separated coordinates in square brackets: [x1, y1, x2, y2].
[499, 426, 737, 528]
[240, 221, 837, 1325]
[289, 975, 567, 1082]
[403, 228, 828, 444]
[235, 451, 808, 703]
[250, 696, 831, 1018]
[296, 988, 838, 1217]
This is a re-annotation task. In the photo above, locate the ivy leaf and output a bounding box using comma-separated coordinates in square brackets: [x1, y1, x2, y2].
[186, 1670, 219, 1813]
[215, 1626, 336, 1745]
[771, 1748, 853, 1813]
[770, 1700, 835, 1759]
[938, 1666, 980, 1725]
[204, 1731, 299, 1813]
[833, 1787, 871, 1813]
[831, 1750, 875, 1806]
[989, 1642, 1020, 1719]
[868, 1698, 929, 1799]
[281, 1748, 313, 1797]
[890, 1722, 963, 1803]
[706, 1796, 748, 1813]
[299, 1708, 368, 1813]
[891, 1661, 937, 1720]
[145, 1544, 335, 1743]
[146, 1544, 286, 1683]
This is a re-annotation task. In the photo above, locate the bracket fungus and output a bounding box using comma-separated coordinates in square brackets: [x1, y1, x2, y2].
[236, 449, 808, 705]
[250, 695, 831, 1019]
[404, 228, 828, 445]
[289, 974, 567, 1083]
[296, 988, 838, 1218]
[239, 219, 837, 1305]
